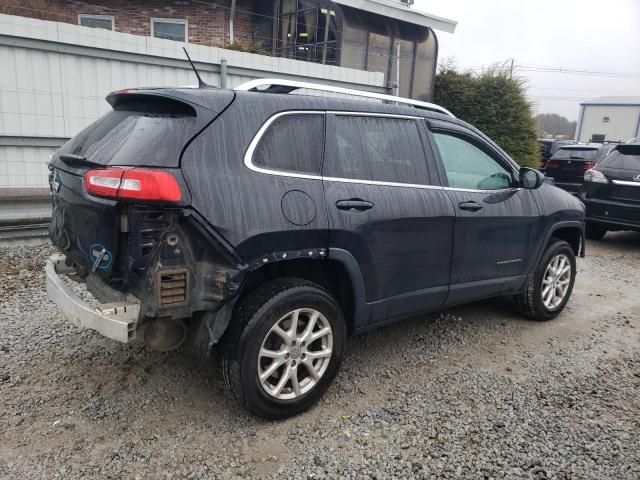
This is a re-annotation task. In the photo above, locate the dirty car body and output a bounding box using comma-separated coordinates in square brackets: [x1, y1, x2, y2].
[47, 81, 585, 418]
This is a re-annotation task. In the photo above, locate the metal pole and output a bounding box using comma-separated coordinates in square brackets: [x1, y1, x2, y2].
[229, 0, 237, 44]
[220, 59, 227, 89]
[394, 42, 401, 97]
[321, 11, 330, 65]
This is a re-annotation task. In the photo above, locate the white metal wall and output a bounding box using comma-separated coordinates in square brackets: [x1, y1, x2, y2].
[0, 145, 53, 188]
[0, 14, 385, 188]
[577, 104, 640, 143]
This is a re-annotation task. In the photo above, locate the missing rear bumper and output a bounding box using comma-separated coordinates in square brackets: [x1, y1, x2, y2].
[46, 254, 140, 343]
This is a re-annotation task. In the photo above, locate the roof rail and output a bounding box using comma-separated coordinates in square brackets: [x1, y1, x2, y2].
[234, 78, 455, 118]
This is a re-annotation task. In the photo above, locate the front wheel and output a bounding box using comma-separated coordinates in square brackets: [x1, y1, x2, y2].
[515, 239, 576, 321]
[221, 279, 346, 419]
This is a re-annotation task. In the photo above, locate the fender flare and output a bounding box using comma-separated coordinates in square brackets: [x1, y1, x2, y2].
[327, 248, 371, 330]
[531, 221, 585, 274]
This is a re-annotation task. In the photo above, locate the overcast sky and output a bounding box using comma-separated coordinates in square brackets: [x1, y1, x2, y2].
[415, 0, 640, 120]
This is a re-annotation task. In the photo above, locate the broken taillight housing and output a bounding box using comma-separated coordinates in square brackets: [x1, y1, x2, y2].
[85, 168, 182, 202]
[584, 168, 609, 184]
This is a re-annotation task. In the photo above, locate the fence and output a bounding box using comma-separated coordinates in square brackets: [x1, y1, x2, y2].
[0, 12, 385, 190]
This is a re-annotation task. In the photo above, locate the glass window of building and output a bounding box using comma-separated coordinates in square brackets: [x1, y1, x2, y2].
[151, 19, 188, 43]
[78, 15, 114, 30]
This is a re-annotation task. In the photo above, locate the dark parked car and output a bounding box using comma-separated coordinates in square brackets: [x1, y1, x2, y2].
[543, 143, 617, 194]
[582, 143, 640, 239]
[46, 79, 585, 418]
[538, 138, 574, 167]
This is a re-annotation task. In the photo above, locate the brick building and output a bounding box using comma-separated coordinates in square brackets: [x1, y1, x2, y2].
[0, 0, 457, 100]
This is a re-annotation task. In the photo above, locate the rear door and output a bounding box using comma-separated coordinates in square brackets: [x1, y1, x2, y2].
[323, 113, 455, 325]
[427, 122, 540, 304]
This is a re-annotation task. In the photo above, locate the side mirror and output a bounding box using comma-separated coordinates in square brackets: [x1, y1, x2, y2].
[520, 167, 544, 189]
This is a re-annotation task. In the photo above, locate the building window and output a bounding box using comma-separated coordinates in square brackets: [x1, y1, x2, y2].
[78, 15, 114, 31]
[151, 18, 188, 43]
[276, 1, 338, 65]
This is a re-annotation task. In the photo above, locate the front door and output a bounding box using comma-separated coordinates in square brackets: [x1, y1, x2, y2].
[427, 122, 540, 305]
[323, 113, 455, 326]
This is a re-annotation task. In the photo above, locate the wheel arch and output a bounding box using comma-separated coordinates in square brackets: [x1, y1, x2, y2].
[533, 221, 585, 274]
[233, 249, 368, 335]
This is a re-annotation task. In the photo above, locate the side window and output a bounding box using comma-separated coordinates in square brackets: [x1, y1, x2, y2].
[252, 114, 324, 175]
[432, 132, 513, 190]
[325, 115, 430, 185]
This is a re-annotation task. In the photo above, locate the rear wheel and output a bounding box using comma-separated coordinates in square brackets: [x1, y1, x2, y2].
[221, 279, 346, 419]
[516, 239, 576, 321]
[585, 222, 607, 240]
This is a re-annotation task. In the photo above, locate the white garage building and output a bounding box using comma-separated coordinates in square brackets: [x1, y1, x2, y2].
[575, 96, 640, 143]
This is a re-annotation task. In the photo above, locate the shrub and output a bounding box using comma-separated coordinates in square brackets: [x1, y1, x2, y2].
[433, 61, 540, 168]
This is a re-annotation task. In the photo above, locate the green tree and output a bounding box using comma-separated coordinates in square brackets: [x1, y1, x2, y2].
[433, 61, 540, 168]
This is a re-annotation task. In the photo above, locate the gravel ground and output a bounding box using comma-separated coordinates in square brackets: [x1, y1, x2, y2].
[1, 234, 639, 479]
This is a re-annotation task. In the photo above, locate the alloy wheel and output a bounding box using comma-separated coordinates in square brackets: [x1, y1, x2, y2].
[257, 308, 333, 400]
[541, 254, 572, 310]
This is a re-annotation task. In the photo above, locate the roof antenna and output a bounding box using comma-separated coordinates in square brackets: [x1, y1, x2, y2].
[183, 47, 209, 88]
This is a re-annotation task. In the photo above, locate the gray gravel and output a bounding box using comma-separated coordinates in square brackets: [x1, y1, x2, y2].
[1, 234, 639, 479]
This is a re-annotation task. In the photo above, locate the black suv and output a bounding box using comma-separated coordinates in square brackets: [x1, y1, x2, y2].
[543, 143, 617, 194]
[582, 143, 640, 239]
[46, 80, 585, 419]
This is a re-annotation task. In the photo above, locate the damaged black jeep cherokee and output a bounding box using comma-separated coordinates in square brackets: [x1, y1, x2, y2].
[46, 79, 585, 419]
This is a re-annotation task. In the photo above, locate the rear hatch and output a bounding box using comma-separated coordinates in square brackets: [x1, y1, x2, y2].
[544, 147, 601, 187]
[49, 88, 234, 281]
[586, 144, 640, 206]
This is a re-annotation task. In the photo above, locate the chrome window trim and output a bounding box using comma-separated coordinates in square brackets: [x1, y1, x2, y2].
[244, 110, 440, 189]
[244, 110, 325, 180]
[442, 186, 521, 194]
[324, 176, 443, 190]
[244, 111, 518, 194]
[612, 180, 640, 187]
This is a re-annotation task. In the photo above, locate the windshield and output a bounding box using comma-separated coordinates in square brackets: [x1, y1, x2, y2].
[58, 102, 197, 167]
[552, 148, 599, 161]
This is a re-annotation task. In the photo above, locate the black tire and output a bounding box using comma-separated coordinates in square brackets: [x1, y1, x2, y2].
[585, 222, 607, 240]
[515, 239, 576, 321]
[221, 278, 346, 419]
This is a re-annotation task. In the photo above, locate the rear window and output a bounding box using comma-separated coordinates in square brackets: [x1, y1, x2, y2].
[59, 102, 197, 167]
[552, 148, 599, 161]
[252, 113, 324, 175]
[599, 148, 640, 170]
[324, 115, 430, 185]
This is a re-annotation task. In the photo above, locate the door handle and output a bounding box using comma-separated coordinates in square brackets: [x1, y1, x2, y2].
[335, 199, 374, 212]
[458, 201, 483, 212]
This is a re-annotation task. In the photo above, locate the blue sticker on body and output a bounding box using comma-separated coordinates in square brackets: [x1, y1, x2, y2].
[89, 243, 113, 271]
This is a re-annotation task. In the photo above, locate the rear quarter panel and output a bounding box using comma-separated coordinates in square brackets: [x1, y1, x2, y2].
[180, 94, 331, 263]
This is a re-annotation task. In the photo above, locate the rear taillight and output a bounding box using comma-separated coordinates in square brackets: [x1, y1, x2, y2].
[584, 169, 609, 184]
[85, 168, 182, 202]
[581, 161, 596, 170]
[545, 160, 559, 168]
